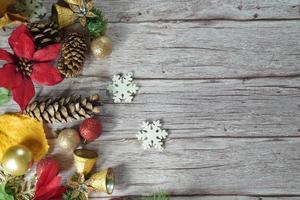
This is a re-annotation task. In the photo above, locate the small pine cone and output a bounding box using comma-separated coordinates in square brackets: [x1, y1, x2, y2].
[58, 32, 87, 78]
[28, 21, 59, 48]
[24, 94, 101, 124]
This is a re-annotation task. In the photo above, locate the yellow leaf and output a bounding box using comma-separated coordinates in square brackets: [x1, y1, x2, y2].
[0, 12, 26, 29]
[0, 0, 16, 17]
[0, 113, 49, 162]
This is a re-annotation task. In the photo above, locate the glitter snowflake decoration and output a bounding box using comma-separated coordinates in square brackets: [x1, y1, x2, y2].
[107, 72, 139, 103]
[136, 120, 168, 151]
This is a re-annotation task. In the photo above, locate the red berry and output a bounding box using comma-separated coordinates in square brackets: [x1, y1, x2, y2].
[79, 118, 102, 141]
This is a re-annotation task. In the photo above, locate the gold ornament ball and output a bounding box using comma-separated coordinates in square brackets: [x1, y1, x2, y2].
[1, 145, 33, 176]
[91, 36, 113, 58]
[58, 128, 81, 150]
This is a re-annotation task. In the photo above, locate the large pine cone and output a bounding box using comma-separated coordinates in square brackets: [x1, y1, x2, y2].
[28, 21, 59, 48]
[58, 32, 87, 78]
[24, 94, 101, 123]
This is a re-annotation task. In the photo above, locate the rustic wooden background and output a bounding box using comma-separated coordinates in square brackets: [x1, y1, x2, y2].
[1, 0, 300, 199]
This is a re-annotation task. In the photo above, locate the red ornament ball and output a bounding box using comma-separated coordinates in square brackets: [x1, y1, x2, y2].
[79, 118, 102, 141]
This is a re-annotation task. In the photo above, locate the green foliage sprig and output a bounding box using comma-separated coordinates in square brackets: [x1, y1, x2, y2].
[87, 8, 108, 39]
[0, 167, 36, 200]
[142, 191, 169, 200]
[0, 88, 11, 106]
[63, 188, 82, 200]
[0, 184, 14, 200]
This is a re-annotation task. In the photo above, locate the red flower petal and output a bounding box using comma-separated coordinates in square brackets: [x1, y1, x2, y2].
[33, 44, 62, 62]
[8, 24, 30, 48]
[12, 77, 35, 110]
[31, 63, 63, 86]
[0, 64, 22, 89]
[0, 49, 14, 63]
[11, 32, 35, 60]
[51, 186, 66, 198]
[36, 158, 59, 187]
[37, 158, 59, 179]
[35, 176, 62, 197]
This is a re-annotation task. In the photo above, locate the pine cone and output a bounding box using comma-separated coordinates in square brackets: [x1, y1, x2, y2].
[58, 32, 87, 78]
[24, 94, 101, 123]
[28, 21, 59, 48]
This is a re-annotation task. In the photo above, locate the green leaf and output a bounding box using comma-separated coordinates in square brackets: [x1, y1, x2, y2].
[142, 191, 169, 200]
[0, 184, 14, 200]
[87, 8, 108, 39]
[0, 88, 11, 106]
[63, 188, 81, 200]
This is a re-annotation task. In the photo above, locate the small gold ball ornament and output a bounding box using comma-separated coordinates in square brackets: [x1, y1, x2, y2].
[57, 128, 81, 150]
[91, 35, 113, 58]
[1, 145, 33, 176]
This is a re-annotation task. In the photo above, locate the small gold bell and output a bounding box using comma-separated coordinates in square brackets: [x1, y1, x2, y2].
[64, 0, 81, 4]
[88, 168, 115, 194]
[73, 149, 98, 175]
[52, 4, 78, 29]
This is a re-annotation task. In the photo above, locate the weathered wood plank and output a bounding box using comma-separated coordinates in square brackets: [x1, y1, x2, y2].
[168, 197, 300, 200]
[100, 21, 300, 79]
[50, 138, 300, 197]
[2, 21, 299, 79]
[0, 1, 299, 198]
[89, 196, 258, 200]
[89, 197, 300, 200]
[42, 0, 300, 21]
[167, 197, 300, 200]
[168, 198, 300, 200]
[1, 78, 299, 137]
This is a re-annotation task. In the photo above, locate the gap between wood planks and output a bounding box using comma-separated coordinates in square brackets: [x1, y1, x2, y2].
[55, 73, 300, 81]
[108, 18, 300, 24]
[88, 194, 300, 199]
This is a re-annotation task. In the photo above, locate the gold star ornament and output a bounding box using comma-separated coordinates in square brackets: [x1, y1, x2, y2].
[67, 173, 96, 200]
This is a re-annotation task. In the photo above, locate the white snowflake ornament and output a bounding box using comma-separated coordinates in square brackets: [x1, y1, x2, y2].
[107, 72, 139, 103]
[136, 120, 168, 151]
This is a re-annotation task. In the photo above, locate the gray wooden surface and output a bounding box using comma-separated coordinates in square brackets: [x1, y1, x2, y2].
[1, 0, 300, 199]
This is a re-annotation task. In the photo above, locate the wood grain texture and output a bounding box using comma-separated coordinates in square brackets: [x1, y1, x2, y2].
[1, 21, 300, 79]
[42, 0, 300, 21]
[49, 138, 300, 197]
[0, 0, 300, 199]
[1, 77, 300, 137]
[89, 197, 300, 200]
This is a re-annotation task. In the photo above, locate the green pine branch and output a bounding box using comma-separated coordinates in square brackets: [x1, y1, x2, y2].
[142, 191, 169, 200]
[87, 8, 108, 39]
[63, 188, 82, 200]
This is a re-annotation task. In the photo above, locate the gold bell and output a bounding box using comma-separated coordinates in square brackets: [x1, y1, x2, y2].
[89, 168, 115, 194]
[73, 149, 98, 175]
[64, 0, 81, 4]
[52, 4, 78, 29]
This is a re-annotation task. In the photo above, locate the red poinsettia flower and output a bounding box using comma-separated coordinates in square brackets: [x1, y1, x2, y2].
[34, 158, 66, 200]
[0, 24, 63, 110]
